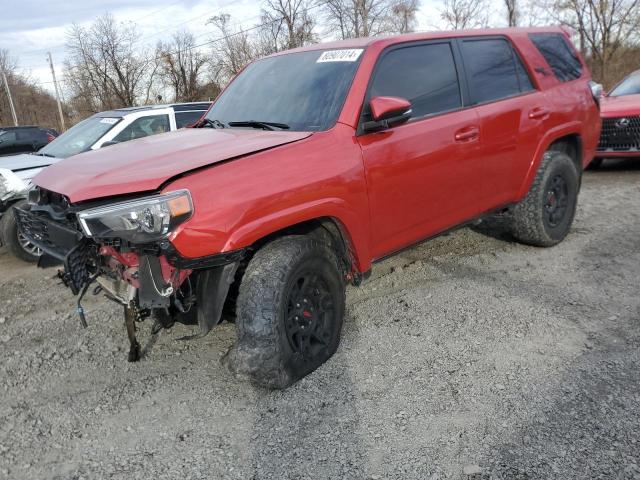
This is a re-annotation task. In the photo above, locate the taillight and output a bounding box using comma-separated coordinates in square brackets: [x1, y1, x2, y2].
[46, 132, 55, 142]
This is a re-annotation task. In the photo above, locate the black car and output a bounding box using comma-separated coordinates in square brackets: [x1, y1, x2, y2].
[0, 126, 59, 156]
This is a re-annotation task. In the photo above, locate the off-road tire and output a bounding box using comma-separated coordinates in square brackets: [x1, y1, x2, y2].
[224, 235, 346, 389]
[1, 201, 41, 263]
[511, 151, 579, 247]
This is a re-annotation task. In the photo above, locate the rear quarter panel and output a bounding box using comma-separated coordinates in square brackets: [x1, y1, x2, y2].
[511, 32, 600, 199]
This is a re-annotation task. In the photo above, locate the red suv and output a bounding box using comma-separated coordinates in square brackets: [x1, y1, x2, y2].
[17, 27, 600, 388]
[593, 69, 640, 167]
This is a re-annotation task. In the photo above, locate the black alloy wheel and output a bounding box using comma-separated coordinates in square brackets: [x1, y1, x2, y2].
[284, 271, 337, 362]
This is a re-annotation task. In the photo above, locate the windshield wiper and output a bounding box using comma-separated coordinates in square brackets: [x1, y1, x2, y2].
[195, 118, 226, 129]
[34, 152, 56, 157]
[227, 120, 290, 131]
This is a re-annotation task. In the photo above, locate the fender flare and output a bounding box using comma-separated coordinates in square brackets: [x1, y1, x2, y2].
[223, 197, 372, 273]
[516, 121, 583, 200]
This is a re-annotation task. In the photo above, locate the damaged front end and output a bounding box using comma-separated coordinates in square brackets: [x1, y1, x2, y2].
[15, 187, 243, 362]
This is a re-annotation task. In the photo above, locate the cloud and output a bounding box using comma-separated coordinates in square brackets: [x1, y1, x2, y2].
[0, 0, 199, 33]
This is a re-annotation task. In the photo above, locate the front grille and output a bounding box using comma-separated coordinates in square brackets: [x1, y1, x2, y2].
[14, 207, 82, 260]
[15, 206, 93, 294]
[597, 116, 640, 152]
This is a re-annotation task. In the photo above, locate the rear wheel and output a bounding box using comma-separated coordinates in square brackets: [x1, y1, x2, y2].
[1, 201, 42, 263]
[510, 151, 579, 247]
[224, 236, 346, 389]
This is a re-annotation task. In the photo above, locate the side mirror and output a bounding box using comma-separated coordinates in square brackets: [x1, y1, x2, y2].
[364, 96, 412, 132]
[100, 140, 120, 148]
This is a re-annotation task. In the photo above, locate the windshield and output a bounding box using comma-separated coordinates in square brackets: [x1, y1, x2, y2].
[609, 74, 640, 97]
[39, 116, 121, 158]
[206, 49, 363, 131]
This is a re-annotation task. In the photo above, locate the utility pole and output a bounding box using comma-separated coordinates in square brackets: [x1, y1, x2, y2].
[1, 71, 18, 126]
[47, 52, 66, 131]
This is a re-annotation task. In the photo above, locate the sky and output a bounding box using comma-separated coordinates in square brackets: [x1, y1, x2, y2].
[0, 0, 461, 95]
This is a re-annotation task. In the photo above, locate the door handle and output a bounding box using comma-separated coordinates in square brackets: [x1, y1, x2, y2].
[529, 107, 550, 120]
[454, 126, 480, 142]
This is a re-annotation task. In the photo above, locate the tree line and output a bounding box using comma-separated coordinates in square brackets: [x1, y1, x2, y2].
[2, 0, 639, 131]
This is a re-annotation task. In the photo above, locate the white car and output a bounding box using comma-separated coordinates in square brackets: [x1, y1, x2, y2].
[0, 102, 211, 262]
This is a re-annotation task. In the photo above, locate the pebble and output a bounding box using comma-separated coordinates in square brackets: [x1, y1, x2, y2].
[463, 464, 482, 476]
[0, 317, 5, 324]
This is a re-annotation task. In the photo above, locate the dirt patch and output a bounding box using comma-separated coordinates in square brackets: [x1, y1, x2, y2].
[1, 159, 639, 479]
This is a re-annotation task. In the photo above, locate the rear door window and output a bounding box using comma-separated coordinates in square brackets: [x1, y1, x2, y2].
[529, 33, 582, 82]
[368, 42, 462, 119]
[175, 111, 205, 128]
[16, 129, 38, 141]
[460, 38, 534, 104]
[113, 114, 170, 142]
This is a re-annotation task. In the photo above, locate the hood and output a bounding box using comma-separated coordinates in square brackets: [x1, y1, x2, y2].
[34, 128, 312, 203]
[0, 153, 59, 173]
[600, 94, 640, 118]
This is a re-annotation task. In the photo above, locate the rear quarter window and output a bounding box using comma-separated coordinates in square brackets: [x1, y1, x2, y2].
[529, 33, 583, 82]
[175, 111, 205, 128]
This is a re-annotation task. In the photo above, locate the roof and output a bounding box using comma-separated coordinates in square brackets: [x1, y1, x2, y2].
[95, 101, 212, 118]
[0, 125, 41, 130]
[268, 26, 569, 57]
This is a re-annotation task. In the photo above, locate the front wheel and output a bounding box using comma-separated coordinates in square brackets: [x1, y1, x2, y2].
[510, 151, 579, 247]
[1, 201, 42, 262]
[224, 236, 346, 389]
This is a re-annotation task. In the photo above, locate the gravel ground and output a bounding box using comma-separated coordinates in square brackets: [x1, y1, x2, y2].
[1, 160, 639, 480]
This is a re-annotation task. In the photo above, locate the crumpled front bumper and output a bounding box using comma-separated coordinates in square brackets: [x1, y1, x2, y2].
[15, 202, 245, 338]
[14, 205, 91, 294]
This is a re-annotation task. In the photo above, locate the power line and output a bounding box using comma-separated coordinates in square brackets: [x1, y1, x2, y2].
[15, 0, 249, 64]
[15, 0, 332, 89]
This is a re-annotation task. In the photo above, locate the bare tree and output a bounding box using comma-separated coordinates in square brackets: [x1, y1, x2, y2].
[0, 49, 17, 77]
[505, 0, 518, 26]
[440, 0, 490, 29]
[260, 0, 316, 51]
[391, 0, 420, 33]
[518, 0, 555, 26]
[64, 13, 157, 114]
[323, 0, 420, 39]
[207, 14, 259, 83]
[157, 31, 209, 102]
[553, 0, 640, 85]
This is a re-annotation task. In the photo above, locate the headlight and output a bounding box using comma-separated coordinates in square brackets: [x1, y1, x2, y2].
[77, 190, 193, 243]
[0, 168, 28, 201]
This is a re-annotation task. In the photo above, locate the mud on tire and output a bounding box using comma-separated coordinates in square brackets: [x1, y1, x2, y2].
[511, 150, 580, 247]
[224, 235, 346, 389]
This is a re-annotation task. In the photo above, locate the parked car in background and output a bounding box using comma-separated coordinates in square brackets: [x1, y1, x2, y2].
[593, 69, 640, 168]
[18, 28, 599, 388]
[0, 126, 58, 156]
[0, 101, 211, 262]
